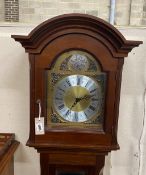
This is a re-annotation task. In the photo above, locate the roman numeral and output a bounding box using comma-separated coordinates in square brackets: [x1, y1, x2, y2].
[66, 80, 71, 86]
[58, 88, 65, 92]
[65, 110, 70, 116]
[77, 76, 80, 85]
[85, 81, 89, 88]
[90, 88, 97, 93]
[55, 97, 62, 101]
[91, 98, 99, 101]
[74, 112, 78, 121]
[89, 105, 95, 111]
[84, 112, 88, 117]
[58, 104, 65, 110]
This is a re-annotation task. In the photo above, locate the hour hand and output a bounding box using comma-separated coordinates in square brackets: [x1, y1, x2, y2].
[70, 99, 77, 110]
[70, 97, 82, 110]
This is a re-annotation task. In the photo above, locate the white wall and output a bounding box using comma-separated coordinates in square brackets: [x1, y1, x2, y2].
[108, 28, 146, 175]
[0, 26, 40, 175]
[0, 26, 146, 175]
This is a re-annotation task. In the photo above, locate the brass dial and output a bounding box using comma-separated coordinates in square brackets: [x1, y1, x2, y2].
[53, 75, 102, 122]
[64, 86, 91, 112]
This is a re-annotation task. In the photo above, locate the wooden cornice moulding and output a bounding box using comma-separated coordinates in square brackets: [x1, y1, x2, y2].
[11, 13, 142, 56]
[27, 140, 119, 153]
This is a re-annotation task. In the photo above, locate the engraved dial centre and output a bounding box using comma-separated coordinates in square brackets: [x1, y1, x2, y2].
[64, 86, 90, 112]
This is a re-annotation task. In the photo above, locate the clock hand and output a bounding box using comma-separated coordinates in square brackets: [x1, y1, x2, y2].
[70, 97, 81, 110]
[79, 94, 94, 101]
[70, 98, 78, 110]
[70, 94, 94, 110]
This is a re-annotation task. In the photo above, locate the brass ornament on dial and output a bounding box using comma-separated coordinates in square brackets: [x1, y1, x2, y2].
[52, 50, 101, 72]
[68, 53, 89, 71]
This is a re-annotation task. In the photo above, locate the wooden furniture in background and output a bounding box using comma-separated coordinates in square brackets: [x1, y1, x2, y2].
[0, 133, 19, 175]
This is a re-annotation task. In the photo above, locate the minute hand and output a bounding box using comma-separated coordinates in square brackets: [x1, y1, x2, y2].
[70, 95, 93, 110]
[80, 94, 94, 101]
[70, 97, 80, 110]
[70, 99, 77, 110]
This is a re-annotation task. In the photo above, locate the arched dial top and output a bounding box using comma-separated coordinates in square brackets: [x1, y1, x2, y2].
[52, 50, 101, 72]
[47, 50, 106, 129]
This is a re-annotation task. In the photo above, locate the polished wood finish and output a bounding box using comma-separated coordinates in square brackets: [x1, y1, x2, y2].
[0, 134, 19, 175]
[40, 153, 105, 175]
[12, 14, 142, 175]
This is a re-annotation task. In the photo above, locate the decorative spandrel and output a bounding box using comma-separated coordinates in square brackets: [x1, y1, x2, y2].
[47, 50, 106, 130]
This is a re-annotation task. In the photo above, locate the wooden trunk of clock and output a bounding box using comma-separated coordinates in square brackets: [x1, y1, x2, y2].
[11, 14, 142, 175]
[40, 153, 105, 175]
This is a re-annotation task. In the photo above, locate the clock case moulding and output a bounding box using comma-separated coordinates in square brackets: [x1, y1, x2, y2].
[11, 14, 142, 175]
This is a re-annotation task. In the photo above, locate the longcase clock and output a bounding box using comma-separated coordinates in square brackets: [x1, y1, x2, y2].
[12, 14, 142, 175]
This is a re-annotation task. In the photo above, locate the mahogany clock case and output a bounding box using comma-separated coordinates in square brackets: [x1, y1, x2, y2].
[11, 14, 142, 175]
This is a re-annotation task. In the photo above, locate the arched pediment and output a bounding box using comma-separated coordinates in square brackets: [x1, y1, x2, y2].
[12, 13, 142, 57]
